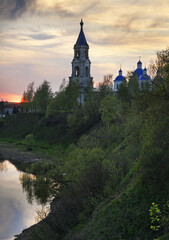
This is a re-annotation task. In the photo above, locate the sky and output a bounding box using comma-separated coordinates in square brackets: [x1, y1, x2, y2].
[0, 0, 169, 102]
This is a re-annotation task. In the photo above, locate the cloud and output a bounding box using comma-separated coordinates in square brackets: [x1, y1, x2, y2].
[112, 14, 140, 32]
[83, 1, 101, 14]
[90, 30, 167, 48]
[0, 0, 169, 99]
[11, 0, 27, 18]
[0, 0, 36, 20]
[29, 33, 56, 40]
[148, 18, 169, 29]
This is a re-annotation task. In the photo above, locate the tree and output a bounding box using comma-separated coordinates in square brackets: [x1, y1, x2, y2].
[21, 82, 35, 111]
[117, 78, 130, 103]
[65, 80, 81, 110]
[33, 80, 53, 113]
[99, 95, 122, 126]
[98, 77, 113, 100]
[151, 48, 169, 98]
[46, 79, 81, 116]
[46, 90, 69, 116]
[127, 72, 139, 97]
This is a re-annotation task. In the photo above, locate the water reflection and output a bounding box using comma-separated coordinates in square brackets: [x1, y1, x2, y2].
[0, 160, 50, 240]
[19, 173, 53, 205]
[35, 206, 50, 223]
[0, 161, 7, 172]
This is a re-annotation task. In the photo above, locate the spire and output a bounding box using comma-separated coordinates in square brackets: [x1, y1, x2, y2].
[119, 66, 122, 76]
[75, 19, 88, 46]
[80, 19, 84, 29]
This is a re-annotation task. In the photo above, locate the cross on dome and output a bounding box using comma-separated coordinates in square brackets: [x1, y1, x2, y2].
[80, 19, 84, 28]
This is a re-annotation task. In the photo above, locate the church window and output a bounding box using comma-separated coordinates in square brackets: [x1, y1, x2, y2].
[75, 66, 80, 77]
[86, 67, 88, 76]
[75, 50, 80, 58]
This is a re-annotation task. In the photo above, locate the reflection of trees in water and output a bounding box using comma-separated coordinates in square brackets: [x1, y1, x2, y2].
[35, 205, 50, 223]
[0, 160, 8, 172]
[19, 173, 53, 205]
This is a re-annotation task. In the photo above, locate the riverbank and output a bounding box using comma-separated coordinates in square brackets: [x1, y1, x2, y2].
[0, 143, 58, 240]
[0, 143, 53, 163]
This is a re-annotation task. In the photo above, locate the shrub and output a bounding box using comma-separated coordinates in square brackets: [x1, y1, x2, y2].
[22, 133, 36, 150]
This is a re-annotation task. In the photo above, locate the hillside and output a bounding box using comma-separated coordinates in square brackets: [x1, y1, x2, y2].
[0, 49, 169, 240]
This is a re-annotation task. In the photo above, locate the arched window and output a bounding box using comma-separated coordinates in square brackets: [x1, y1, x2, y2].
[75, 66, 80, 77]
[75, 50, 80, 58]
[86, 66, 88, 77]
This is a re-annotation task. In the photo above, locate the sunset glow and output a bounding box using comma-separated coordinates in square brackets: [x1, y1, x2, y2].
[0, 93, 22, 103]
[1, 0, 169, 98]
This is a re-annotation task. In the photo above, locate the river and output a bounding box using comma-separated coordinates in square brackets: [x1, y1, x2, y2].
[0, 160, 50, 240]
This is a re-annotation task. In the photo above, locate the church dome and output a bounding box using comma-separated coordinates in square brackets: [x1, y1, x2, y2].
[139, 68, 150, 81]
[114, 68, 125, 82]
[134, 58, 143, 77]
[134, 68, 143, 77]
[114, 75, 124, 81]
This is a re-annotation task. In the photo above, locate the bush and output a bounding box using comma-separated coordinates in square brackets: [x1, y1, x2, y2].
[22, 133, 36, 150]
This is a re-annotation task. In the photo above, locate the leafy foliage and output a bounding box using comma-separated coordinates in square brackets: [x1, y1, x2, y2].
[33, 80, 53, 113]
[149, 203, 161, 231]
[22, 133, 35, 150]
[1, 48, 169, 240]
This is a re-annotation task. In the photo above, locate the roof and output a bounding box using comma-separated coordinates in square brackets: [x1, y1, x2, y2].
[75, 19, 88, 46]
[139, 74, 150, 81]
[134, 68, 143, 77]
[114, 75, 125, 82]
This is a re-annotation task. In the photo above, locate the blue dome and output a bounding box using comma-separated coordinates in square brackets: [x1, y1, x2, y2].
[114, 75, 124, 82]
[139, 74, 150, 81]
[134, 68, 143, 77]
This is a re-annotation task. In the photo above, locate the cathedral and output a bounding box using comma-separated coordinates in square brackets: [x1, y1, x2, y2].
[113, 59, 151, 92]
[69, 20, 151, 98]
[69, 20, 93, 104]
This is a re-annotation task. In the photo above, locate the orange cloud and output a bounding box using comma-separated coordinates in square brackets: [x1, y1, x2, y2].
[0, 93, 22, 103]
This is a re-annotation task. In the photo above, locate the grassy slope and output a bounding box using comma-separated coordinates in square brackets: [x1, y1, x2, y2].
[65, 172, 169, 240]
[64, 118, 169, 239]
[0, 112, 169, 240]
[0, 112, 70, 145]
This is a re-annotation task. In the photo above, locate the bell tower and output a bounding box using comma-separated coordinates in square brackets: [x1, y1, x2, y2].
[69, 20, 93, 104]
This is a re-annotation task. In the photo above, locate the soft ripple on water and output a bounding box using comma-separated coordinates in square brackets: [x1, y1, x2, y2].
[0, 160, 49, 240]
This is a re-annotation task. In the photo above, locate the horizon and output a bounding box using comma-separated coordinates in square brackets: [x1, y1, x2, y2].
[1, 0, 169, 102]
